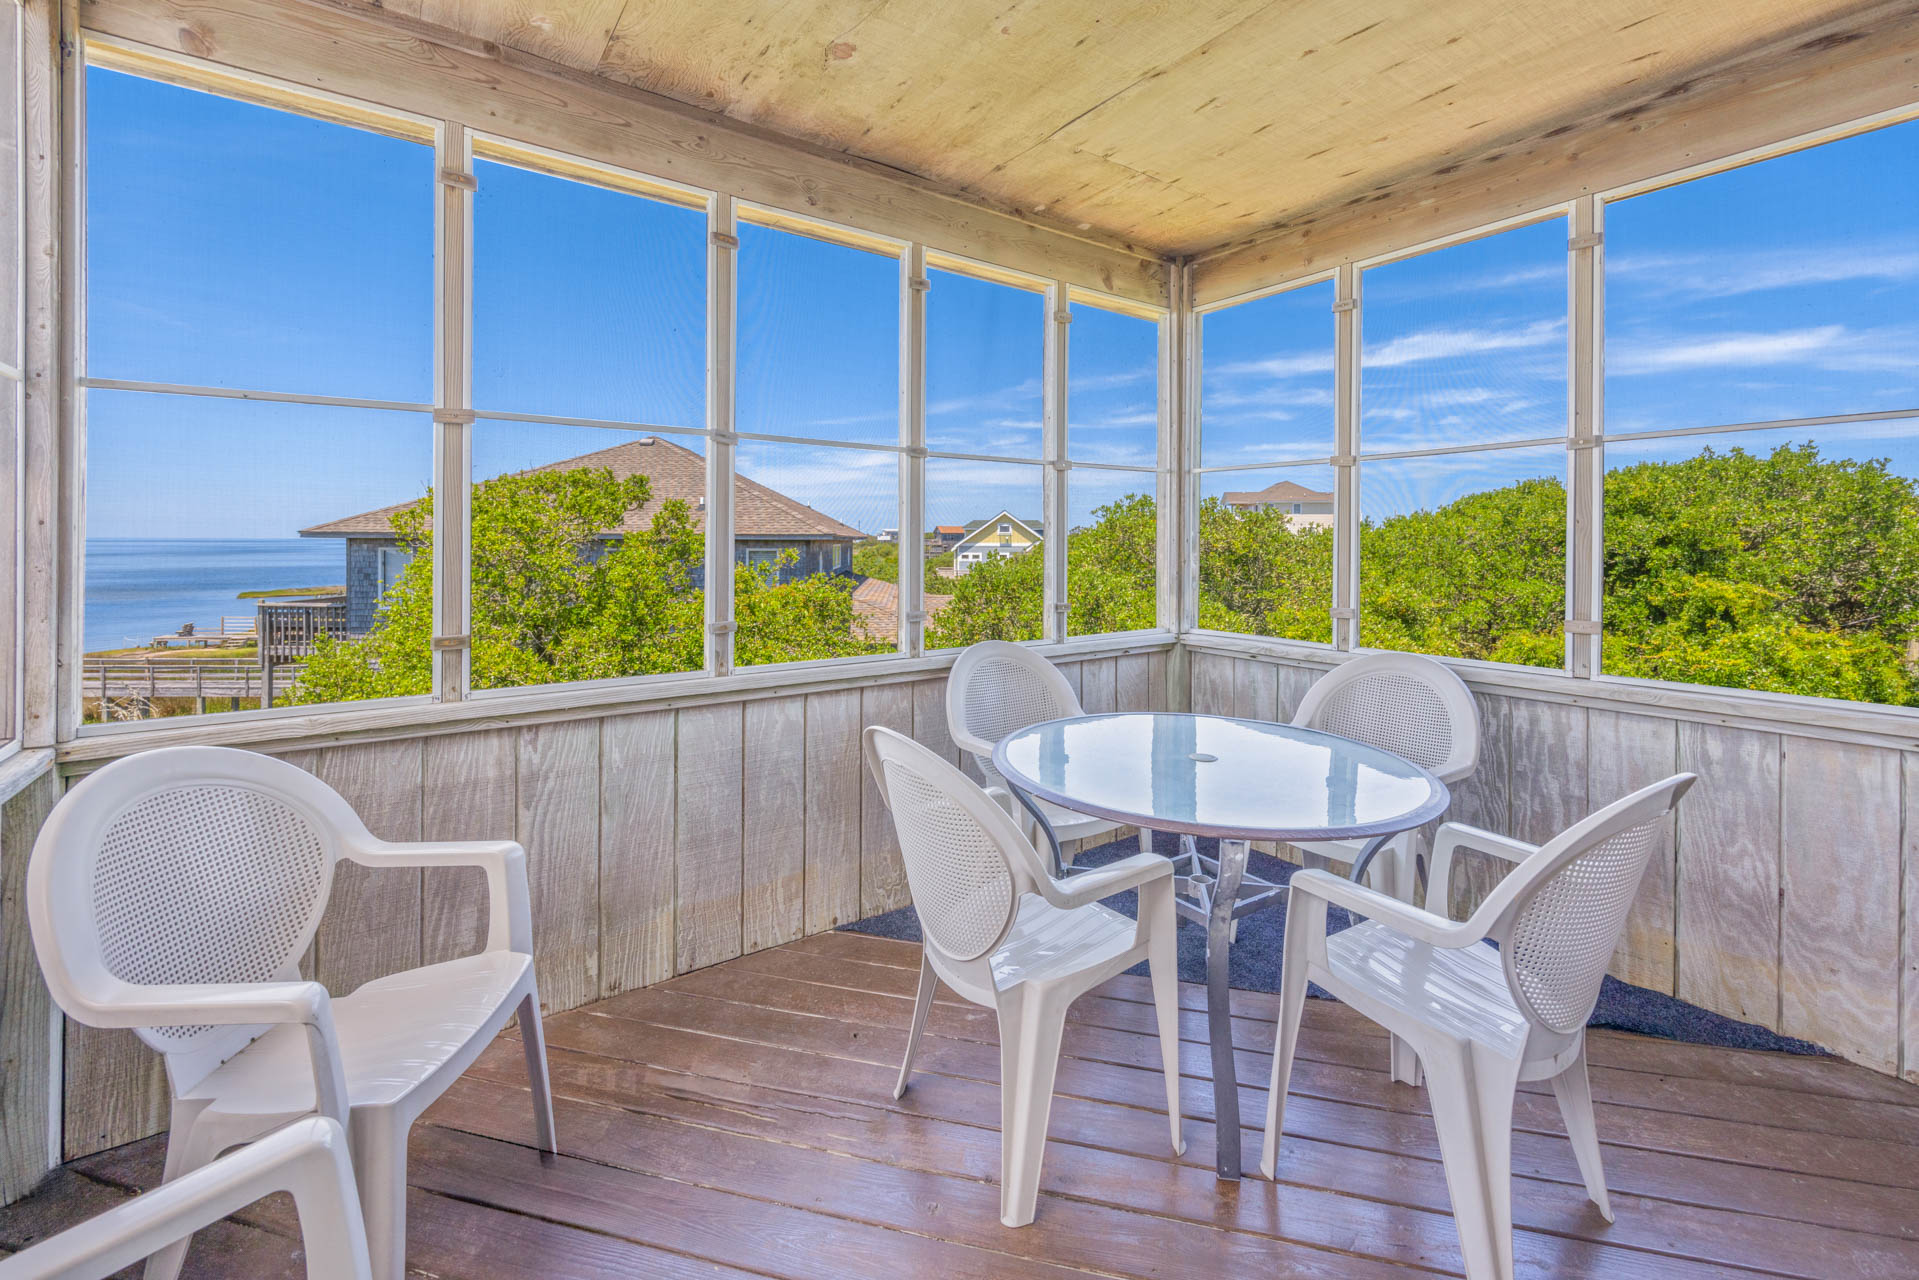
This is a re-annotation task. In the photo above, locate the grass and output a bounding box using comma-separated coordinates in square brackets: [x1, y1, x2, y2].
[237, 584, 344, 599]
[85, 644, 260, 660]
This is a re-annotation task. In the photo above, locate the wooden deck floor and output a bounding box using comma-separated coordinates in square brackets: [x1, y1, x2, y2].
[7, 930, 1919, 1278]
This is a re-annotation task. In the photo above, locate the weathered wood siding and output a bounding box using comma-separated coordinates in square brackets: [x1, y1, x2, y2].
[1189, 644, 1918, 1078]
[0, 767, 59, 1202]
[49, 654, 1172, 1160]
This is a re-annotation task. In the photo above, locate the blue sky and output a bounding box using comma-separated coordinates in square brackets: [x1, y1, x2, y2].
[1199, 117, 1919, 521]
[84, 65, 1919, 557]
[84, 66, 1159, 545]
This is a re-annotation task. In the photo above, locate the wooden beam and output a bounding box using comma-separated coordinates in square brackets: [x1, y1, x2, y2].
[1190, 0, 1919, 303]
[80, 0, 1168, 306]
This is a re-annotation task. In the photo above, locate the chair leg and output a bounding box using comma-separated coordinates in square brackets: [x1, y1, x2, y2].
[895, 953, 939, 1100]
[997, 990, 1067, 1228]
[1389, 1034, 1424, 1087]
[1420, 1042, 1505, 1280]
[1549, 1042, 1613, 1223]
[1470, 1044, 1520, 1280]
[1137, 826, 1154, 854]
[141, 1115, 222, 1280]
[1145, 905, 1186, 1157]
[1258, 895, 1318, 1180]
[349, 1109, 411, 1280]
[517, 990, 559, 1154]
[1380, 835, 1423, 1088]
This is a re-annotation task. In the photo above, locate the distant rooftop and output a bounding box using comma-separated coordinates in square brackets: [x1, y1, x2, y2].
[1220, 480, 1333, 506]
[301, 436, 864, 542]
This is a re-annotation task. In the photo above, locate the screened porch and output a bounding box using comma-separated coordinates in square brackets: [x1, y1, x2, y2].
[0, 1, 1916, 1277]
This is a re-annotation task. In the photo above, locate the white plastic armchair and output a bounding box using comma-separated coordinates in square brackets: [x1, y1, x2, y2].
[946, 640, 1154, 865]
[27, 746, 557, 1280]
[1289, 651, 1479, 900]
[0, 1118, 370, 1280]
[864, 726, 1183, 1228]
[1260, 774, 1695, 1280]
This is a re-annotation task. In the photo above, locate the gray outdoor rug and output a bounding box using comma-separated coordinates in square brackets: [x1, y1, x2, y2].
[841, 830, 1826, 1057]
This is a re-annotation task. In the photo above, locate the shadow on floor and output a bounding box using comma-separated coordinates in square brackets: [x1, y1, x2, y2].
[843, 830, 1827, 1057]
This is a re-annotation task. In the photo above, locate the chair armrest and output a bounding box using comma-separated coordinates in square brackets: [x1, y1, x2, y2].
[0, 1117, 371, 1280]
[87, 980, 352, 1124]
[90, 978, 333, 1030]
[1039, 852, 1171, 912]
[1425, 823, 1538, 917]
[348, 838, 532, 955]
[1289, 869, 1478, 949]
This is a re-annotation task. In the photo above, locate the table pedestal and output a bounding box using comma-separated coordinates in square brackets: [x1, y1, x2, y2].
[1007, 774, 1405, 1182]
[1169, 831, 1395, 1180]
[1171, 836, 1281, 1180]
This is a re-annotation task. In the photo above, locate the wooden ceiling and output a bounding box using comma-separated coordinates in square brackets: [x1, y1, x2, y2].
[365, 0, 1883, 257]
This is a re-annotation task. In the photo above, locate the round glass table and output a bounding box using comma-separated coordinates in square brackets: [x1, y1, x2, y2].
[993, 711, 1450, 1180]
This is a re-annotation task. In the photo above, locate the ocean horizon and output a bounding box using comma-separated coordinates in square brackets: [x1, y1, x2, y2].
[84, 538, 345, 655]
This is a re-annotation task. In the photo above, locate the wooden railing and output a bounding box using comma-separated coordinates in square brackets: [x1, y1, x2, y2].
[81, 657, 304, 718]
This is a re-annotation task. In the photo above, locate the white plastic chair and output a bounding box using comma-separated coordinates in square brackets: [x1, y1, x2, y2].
[27, 746, 557, 1280]
[1290, 653, 1480, 1083]
[1289, 651, 1480, 901]
[946, 640, 1155, 867]
[0, 1117, 370, 1280]
[1260, 774, 1696, 1280]
[865, 726, 1184, 1228]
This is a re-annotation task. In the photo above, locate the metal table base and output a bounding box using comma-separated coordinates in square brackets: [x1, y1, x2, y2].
[1013, 784, 1397, 1181]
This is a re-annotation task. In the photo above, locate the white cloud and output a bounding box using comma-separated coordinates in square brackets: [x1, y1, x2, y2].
[1607, 323, 1919, 377]
[1610, 325, 1844, 374]
[1611, 246, 1919, 299]
[1364, 318, 1564, 368]
[1212, 351, 1335, 379]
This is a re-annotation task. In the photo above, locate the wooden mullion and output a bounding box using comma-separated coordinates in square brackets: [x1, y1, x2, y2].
[897, 243, 926, 657]
[1567, 196, 1604, 678]
[1331, 263, 1360, 651]
[1177, 263, 1201, 636]
[705, 193, 737, 677]
[1042, 278, 1069, 643]
[431, 120, 473, 703]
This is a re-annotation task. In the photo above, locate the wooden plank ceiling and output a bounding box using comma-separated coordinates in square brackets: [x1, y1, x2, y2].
[367, 0, 1878, 257]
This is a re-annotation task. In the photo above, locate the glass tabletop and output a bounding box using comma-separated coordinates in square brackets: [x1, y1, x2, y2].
[992, 712, 1449, 841]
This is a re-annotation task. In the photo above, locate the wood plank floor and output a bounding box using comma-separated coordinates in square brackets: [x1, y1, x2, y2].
[7, 930, 1919, 1278]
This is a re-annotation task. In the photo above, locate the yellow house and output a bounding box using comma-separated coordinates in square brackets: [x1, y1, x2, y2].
[951, 511, 1042, 575]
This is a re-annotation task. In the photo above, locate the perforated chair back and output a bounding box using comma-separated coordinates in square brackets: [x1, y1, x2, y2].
[947, 641, 1084, 789]
[1488, 774, 1695, 1035]
[1292, 652, 1479, 783]
[28, 746, 369, 1065]
[864, 726, 1045, 964]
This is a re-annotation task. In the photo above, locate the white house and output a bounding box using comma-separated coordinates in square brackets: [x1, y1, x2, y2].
[1219, 480, 1335, 530]
[951, 511, 1042, 575]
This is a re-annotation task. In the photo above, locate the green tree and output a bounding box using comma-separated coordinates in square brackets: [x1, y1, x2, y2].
[852, 538, 899, 583]
[289, 467, 884, 703]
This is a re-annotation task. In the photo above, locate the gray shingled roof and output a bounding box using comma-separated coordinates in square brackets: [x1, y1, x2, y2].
[1219, 479, 1333, 505]
[300, 436, 864, 541]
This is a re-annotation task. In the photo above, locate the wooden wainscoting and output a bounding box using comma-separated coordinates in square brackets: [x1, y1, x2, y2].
[1187, 645, 1917, 1080]
[56, 650, 1172, 1161]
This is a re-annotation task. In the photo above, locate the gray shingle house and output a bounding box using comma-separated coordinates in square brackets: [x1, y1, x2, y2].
[301, 436, 866, 633]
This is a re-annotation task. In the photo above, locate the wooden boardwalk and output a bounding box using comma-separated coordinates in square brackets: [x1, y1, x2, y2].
[7, 930, 1919, 1278]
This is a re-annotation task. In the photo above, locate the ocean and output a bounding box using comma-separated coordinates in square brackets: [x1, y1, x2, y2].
[84, 538, 345, 655]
